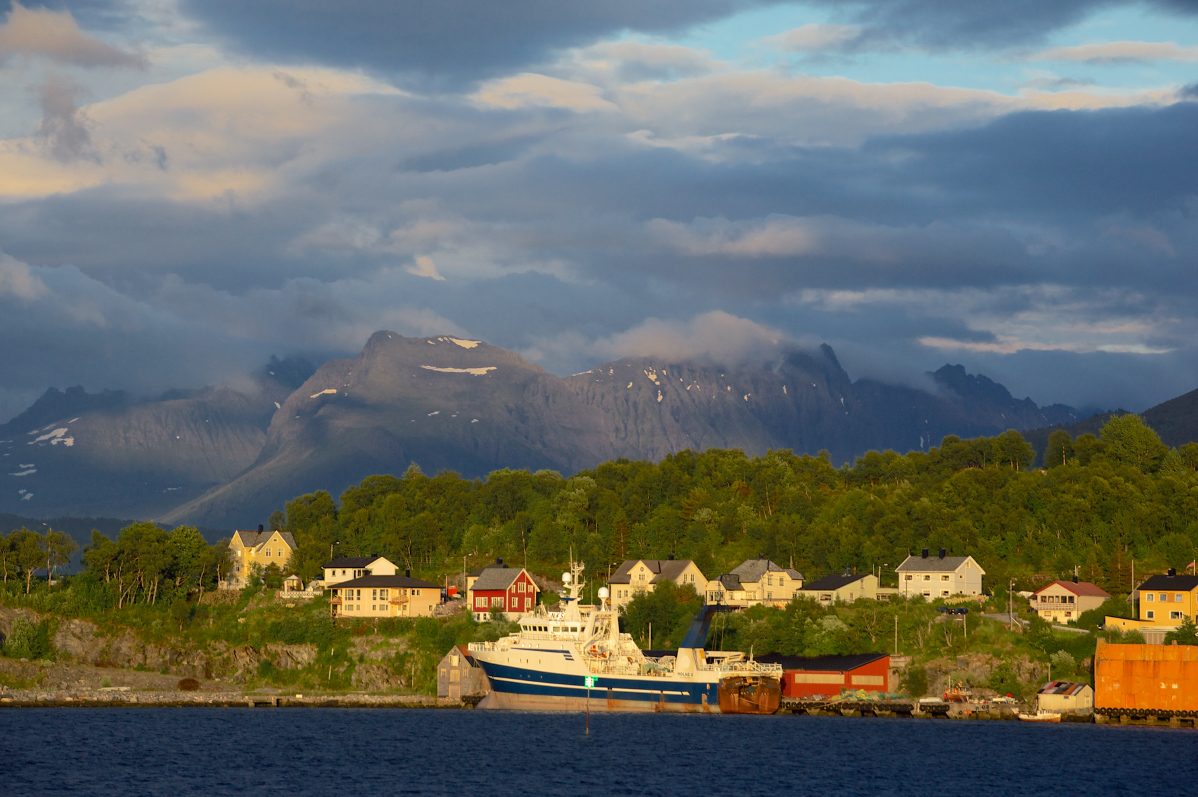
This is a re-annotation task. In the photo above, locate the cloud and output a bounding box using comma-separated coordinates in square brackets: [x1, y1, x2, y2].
[0, 1, 144, 68]
[179, 0, 787, 83]
[35, 72, 95, 162]
[470, 73, 619, 112]
[765, 24, 862, 53]
[523, 311, 790, 367]
[0, 251, 48, 299]
[406, 255, 445, 280]
[1029, 40, 1198, 63]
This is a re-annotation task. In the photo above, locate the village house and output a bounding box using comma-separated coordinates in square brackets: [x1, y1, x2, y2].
[1135, 571, 1198, 627]
[467, 560, 539, 621]
[756, 653, 890, 699]
[706, 558, 804, 609]
[896, 548, 984, 599]
[225, 525, 297, 588]
[323, 555, 399, 587]
[798, 572, 881, 606]
[437, 645, 489, 701]
[328, 570, 441, 619]
[1031, 578, 1110, 623]
[1037, 682, 1094, 714]
[607, 557, 707, 613]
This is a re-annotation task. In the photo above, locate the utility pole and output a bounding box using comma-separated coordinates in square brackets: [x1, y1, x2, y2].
[894, 615, 898, 655]
[1008, 579, 1016, 631]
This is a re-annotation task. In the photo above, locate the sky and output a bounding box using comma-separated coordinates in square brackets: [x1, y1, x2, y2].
[1, 0, 1197, 423]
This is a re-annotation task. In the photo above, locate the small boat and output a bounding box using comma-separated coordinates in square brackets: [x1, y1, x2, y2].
[1018, 709, 1061, 722]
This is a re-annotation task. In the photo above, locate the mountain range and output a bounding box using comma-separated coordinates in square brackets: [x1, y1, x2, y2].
[4, 330, 1177, 530]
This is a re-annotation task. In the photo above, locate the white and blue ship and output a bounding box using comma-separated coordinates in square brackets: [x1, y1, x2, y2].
[468, 563, 781, 712]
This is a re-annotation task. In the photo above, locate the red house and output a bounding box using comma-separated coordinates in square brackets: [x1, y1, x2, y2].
[467, 559, 539, 621]
[757, 653, 890, 699]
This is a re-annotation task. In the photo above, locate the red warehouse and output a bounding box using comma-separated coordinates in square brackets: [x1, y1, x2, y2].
[757, 653, 890, 699]
[466, 560, 539, 621]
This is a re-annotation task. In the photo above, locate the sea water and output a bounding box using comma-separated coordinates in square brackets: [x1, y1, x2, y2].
[2, 708, 1196, 795]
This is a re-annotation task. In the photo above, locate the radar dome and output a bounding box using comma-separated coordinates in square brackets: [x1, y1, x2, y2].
[598, 587, 609, 600]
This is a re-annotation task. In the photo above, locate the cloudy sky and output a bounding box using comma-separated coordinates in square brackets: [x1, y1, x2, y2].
[1, 0, 1197, 422]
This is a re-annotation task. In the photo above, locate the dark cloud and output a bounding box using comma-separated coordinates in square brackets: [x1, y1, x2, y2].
[35, 73, 94, 161]
[178, 0, 785, 83]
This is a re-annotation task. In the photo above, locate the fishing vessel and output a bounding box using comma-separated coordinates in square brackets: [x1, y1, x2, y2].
[1017, 709, 1062, 723]
[468, 563, 782, 713]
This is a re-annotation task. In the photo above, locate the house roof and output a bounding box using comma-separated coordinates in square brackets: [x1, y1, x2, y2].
[1037, 681, 1092, 696]
[607, 559, 698, 585]
[1034, 580, 1111, 598]
[729, 558, 804, 584]
[801, 573, 872, 592]
[896, 554, 981, 574]
[234, 530, 297, 549]
[1138, 574, 1198, 592]
[712, 574, 743, 591]
[756, 653, 888, 672]
[329, 574, 439, 590]
[471, 567, 534, 592]
[325, 556, 381, 569]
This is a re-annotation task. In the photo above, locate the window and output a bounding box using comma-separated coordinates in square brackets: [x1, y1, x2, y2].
[767, 576, 773, 586]
[380, 590, 388, 600]
[1177, 594, 1185, 603]
[372, 589, 378, 600]
[1171, 611, 1183, 620]
[1067, 596, 1074, 604]
[475, 597, 485, 608]
[905, 575, 913, 581]
[1065, 612, 1071, 618]
[265, 549, 271, 557]
[924, 575, 931, 581]
[1160, 593, 1168, 602]
[1146, 593, 1154, 602]
[942, 590, 950, 596]
[922, 591, 930, 598]
[1147, 610, 1155, 619]
[941, 575, 949, 581]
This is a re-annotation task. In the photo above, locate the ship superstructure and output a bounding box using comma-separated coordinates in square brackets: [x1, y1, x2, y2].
[468, 562, 781, 712]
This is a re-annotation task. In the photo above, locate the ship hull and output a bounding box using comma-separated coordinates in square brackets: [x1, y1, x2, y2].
[717, 675, 782, 715]
[474, 659, 721, 713]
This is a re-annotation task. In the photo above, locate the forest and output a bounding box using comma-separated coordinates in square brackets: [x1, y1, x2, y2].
[2, 413, 1196, 609]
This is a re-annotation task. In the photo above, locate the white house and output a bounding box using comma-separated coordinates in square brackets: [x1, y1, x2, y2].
[323, 555, 399, 587]
[607, 558, 707, 613]
[896, 548, 984, 599]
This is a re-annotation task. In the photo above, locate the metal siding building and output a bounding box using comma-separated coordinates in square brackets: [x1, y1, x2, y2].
[1095, 639, 1198, 715]
[756, 653, 890, 699]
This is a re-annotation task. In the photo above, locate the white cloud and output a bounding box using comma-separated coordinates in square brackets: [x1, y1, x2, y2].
[0, 252, 48, 300]
[470, 73, 619, 112]
[765, 24, 862, 53]
[1029, 41, 1198, 63]
[406, 255, 446, 280]
[0, 2, 145, 68]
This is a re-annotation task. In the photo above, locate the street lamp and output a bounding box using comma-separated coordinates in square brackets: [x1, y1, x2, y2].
[329, 540, 340, 561]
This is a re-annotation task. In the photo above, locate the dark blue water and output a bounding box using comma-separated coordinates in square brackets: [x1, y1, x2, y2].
[2, 709, 1196, 796]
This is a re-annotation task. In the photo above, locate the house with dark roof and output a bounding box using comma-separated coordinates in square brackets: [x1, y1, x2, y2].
[896, 548, 985, 599]
[225, 525, 298, 588]
[1136, 570, 1198, 627]
[329, 571, 441, 619]
[798, 572, 881, 606]
[467, 559, 539, 621]
[705, 558, 803, 609]
[1032, 579, 1110, 623]
[323, 555, 399, 587]
[607, 558, 707, 612]
[756, 653, 890, 699]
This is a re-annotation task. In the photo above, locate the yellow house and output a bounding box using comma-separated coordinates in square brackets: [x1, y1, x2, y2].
[1135, 572, 1198, 627]
[798, 572, 881, 606]
[607, 558, 707, 613]
[706, 558, 804, 609]
[324, 556, 398, 587]
[329, 572, 441, 619]
[226, 526, 297, 587]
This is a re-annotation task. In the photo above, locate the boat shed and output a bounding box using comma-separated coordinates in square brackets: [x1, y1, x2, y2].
[437, 645, 490, 701]
[1037, 681, 1094, 713]
[756, 653, 890, 699]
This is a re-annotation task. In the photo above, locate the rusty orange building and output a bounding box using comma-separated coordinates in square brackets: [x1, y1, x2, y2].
[1094, 638, 1198, 716]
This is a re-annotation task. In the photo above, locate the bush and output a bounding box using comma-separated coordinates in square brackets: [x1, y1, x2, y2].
[257, 659, 278, 679]
[1049, 650, 1076, 677]
[177, 678, 201, 691]
[1165, 618, 1198, 646]
[901, 666, 929, 697]
[2, 617, 51, 660]
[988, 662, 1022, 697]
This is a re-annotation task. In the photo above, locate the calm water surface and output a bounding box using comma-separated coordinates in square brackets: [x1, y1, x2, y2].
[2, 708, 1196, 796]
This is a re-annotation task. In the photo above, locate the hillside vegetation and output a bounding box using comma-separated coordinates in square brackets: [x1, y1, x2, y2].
[2, 414, 1196, 697]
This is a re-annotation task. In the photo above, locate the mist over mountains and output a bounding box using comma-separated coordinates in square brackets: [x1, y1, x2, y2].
[0, 330, 1127, 529]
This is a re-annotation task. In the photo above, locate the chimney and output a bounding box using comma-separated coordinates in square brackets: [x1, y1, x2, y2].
[938, 547, 946, 559]
[921, 548, 929, 559]
[1073, 574, 1078, 583]
[405, 569, 411, 577]
[668, 554, 675, 561]
[1169, 567, 1176, 577]
[258, 524, 264, 532]
[496, 557, 503, 566]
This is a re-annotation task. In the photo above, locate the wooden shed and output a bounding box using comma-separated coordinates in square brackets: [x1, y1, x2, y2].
[437, 645, 490, 701]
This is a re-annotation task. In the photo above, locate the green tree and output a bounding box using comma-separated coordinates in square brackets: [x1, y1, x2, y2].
[1165, 617, 1198, 646]
[1045, 430, 1074, 469]
[44, 529, 77, 588]
[166, 526, 208, 593]
[2, 616, 50, 659]
[12, 528, 45, 594]
[1101, 414, 1168, 472]
[902, 665, 929, 697]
